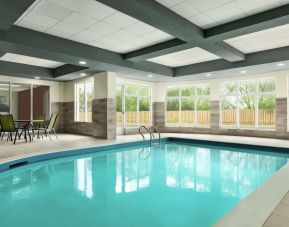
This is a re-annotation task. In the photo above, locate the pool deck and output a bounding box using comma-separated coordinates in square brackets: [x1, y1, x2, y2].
[1, 133, 289, 227]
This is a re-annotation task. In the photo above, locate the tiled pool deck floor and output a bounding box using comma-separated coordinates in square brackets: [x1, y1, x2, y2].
[1, 133, 289, 227]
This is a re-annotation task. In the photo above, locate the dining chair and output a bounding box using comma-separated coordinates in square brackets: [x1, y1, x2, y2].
[33, 114, 46, 137]
[0, 114, 23, 144]
[36, 113, 58, 141]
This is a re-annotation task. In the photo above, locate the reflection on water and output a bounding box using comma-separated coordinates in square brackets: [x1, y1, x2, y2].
[0, 143, 288, 227]
[115, 148, 151, 193]
[75, 158, 93, 198]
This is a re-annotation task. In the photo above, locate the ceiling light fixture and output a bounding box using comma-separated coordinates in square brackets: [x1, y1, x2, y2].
[240, 70, 247, 74]
[79, 60, 87, 65]
[206, 73, 212, 77]
[34, 76, 40, 79]
[80, 73, 86, 76]
[147, 74, 153, 78]
[277, 63, 285, 67]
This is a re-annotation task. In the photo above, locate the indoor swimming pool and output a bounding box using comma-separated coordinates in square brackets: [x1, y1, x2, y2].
[0, 139, 288, 227]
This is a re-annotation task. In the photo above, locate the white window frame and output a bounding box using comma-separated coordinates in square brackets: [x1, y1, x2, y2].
[220, 77, 276, 130]
[118, 83, 152, 127]
[165, 84, 210, 127]
[75, 81, 93, 123]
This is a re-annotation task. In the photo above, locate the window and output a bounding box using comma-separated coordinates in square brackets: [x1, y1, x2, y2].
[125, 84, 151, 127]
[220, 77, 275, 129]
[75, 81, 93, 122]
[166, 84, 210, 126]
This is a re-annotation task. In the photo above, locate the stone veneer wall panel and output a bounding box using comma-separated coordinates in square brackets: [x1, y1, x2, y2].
[92, 98, 116, 139]
[59, 102, 94, 136]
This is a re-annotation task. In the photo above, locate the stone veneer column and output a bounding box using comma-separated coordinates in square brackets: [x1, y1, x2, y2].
[92, 98, 116, 139]
[153, 102, 165, 130]
[276, 98, 287, 133]
[210, 100, 220, 129]
[92, 72, 116, 140]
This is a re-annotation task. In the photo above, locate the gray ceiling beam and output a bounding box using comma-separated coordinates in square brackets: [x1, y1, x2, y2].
[0, 60, 53, 79]
[205, 4, 289, 41]
[97, 0, 244, 62]
[174, 46, 289, 77]
[53, 64, 88, 78]
[0, 0, 35, 30]
[123, 4, 289, 63]
[0, 26, 173, 77]
[123, 39, 189, 62]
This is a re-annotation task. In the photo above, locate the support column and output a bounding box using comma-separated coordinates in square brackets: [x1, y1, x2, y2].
[92, 72, 116, 140]
[210, 81, 220, 129]
[276, 98, 287, 133]
[153, 102, 165, 130]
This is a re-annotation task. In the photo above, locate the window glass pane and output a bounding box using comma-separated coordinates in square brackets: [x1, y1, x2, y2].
[166, 98, 179, 125]
[239, 95, 255, 128]
[125, 96, 137, 126]
[77, 83, 85, 122]
[197, 97, 210, 125]
[258, 93, 275, 129]
[86, 82, 93, 122]
[221, 96, 237, 126]
[221, 82, 238, 95]
[197, 85, 210, 95]
[181, 87, 195, 96]
[126, 85, 137, 96]
[116, 86, 122, 125]
[167, 87, 180, 97]
[0, 82, 10, 114]
[181, 98, 194, 125]
[239, 80, 255, 94]
[139, 86, 149, 97]
[139, 98, 150, 124]
[258, 78, 275, 92]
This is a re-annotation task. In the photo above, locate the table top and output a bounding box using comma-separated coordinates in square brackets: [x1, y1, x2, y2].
[15, 120, 45, 122]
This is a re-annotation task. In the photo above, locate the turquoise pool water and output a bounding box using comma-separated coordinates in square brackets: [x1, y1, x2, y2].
[0, 141, 288, 227]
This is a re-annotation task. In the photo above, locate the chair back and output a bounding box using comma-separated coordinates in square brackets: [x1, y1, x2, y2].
[34, 114, 46, 128]
[47, 113, 58, 130]
[0, 114, 16, 132]
[34, 114, 46, 121]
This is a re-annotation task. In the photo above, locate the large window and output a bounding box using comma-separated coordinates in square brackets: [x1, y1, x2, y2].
[125, 84, 151, 126]
[75, 81, 93, 122]
[166, 85, 210, 126]
[221, 77, 275, 129]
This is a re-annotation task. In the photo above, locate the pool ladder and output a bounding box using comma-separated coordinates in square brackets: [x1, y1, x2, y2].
[139, 126, 161, 147]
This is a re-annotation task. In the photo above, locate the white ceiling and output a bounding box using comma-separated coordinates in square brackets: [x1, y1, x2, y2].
[0, 53, 65, 68]
[225, 23, 289, 53]
[156, 0, 289, 29]
[15, 0, 173, 53]
[147, 47, 220, 67]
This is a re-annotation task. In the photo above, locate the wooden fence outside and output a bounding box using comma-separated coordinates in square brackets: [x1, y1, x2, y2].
[221, 109, 275, 125]
[117, 111, 150, 124]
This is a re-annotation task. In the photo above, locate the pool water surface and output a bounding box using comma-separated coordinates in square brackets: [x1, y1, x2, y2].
[0, 141, 288, 227]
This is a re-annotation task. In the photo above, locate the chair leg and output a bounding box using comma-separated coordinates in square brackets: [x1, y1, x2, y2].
[13, 131, 19, 144]
[1, 132, 4, 140]
[19, 130, 23, 139]
[47, 131, 52, 141]
[53, 128, 58, 140]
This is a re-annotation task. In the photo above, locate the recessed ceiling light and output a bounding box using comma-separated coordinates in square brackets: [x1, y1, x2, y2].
[240, 70, 247, 74]
[80, 73, 86, 76]
[277, 63, 285, 67]
[147, 74, 153, 78]
[34, 76, 40, 79]
[79, 60, 87, 65]
[206, 73, 212, 77]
